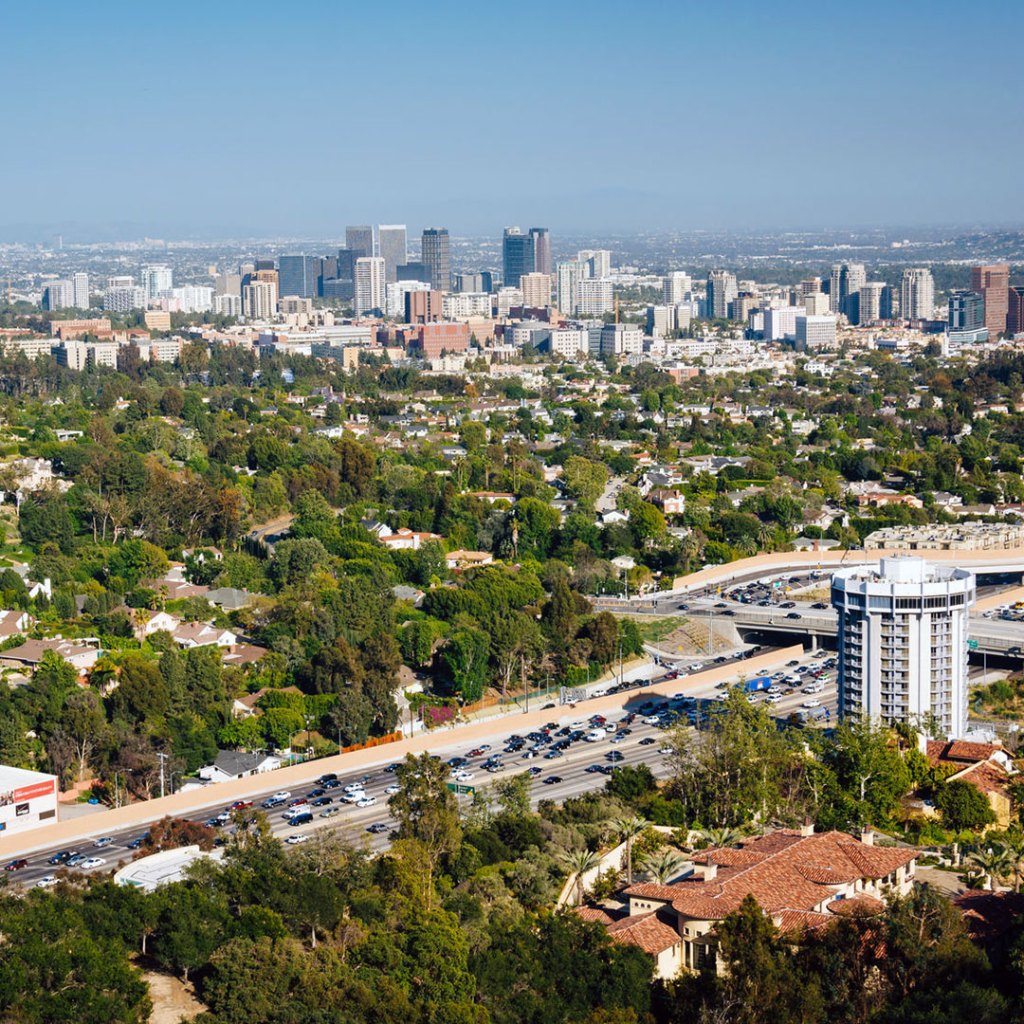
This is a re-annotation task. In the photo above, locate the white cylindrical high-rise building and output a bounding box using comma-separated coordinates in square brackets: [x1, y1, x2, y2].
[831, 556, 975, 739]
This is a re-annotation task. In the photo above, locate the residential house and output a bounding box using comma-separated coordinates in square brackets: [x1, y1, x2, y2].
[0, 609, 33, 641]
[446, 550, 494, 571]
[379, 528, 443, 551]
[589, 828, 917, 978]
[197, 750, 283, 783]
[0, 637, 100, 674]
[172, 622, 239, 649]
[925, 740, 1017, 827]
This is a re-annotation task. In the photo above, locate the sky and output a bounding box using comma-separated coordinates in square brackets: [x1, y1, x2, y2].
[2, 0, 1023, 240]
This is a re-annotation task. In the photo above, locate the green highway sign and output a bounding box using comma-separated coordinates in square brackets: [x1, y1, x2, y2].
[966, 639, 979, 650]
[447, 783, 475, 795]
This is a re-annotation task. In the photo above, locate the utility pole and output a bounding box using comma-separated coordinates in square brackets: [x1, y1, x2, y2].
[157, 752, 168, 799]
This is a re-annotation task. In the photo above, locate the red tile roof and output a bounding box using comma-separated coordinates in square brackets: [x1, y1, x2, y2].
[624, 830, 916, 923]
[606, 912, 681, 955]
[955, 890, 1024, 945]
[926, 739, 1002, 768]
[827, 893, 885, 917]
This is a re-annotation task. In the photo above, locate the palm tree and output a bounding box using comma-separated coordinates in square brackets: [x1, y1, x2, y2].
[1002, 834, 1024, 893]
[561, 848, 601, 905]
[641, 850, 687, 885]
[695, 825, 745, 850]
[613, 816, 651, 885]
[967, 844, 1009, 891]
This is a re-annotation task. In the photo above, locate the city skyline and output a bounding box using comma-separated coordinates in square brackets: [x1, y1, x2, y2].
[2, 0, 1022, 240]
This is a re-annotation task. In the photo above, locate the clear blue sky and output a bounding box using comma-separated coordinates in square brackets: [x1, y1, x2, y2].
[3, 0, 1022, 239]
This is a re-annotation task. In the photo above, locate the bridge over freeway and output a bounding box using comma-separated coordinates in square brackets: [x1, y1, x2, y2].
[678, 604, 1024, 660]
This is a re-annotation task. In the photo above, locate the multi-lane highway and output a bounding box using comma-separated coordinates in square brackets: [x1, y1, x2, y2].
[4, 644, 835, 890]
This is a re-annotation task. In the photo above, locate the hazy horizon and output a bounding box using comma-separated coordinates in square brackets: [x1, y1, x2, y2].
[3, 0, 1022, 242]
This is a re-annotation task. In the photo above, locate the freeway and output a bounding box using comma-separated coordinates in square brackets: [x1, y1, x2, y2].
[3, 643, 827, 886]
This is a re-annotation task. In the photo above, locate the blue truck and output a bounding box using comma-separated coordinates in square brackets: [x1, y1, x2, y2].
[741, 676, 771, 693]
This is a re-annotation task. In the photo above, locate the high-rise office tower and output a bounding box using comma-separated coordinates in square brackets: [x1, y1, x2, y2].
[663, 271, 692, 305]
[557, 260, 583, 316]
[354, 256, 385, 315]
[857, 281, 886, 325]
[828, 265, 843, 313]
[529, 227, 552, 276]
[141, 265, 172, 301]
[970, 264, 1010, 338]
[948, 290, 987, 340]
[838, 263, 866, 320]
[900, 268, 934, 322]
[72, 272, 89, 309]
[577, 278, 614, 316]
[42, 280, 75, 311]
[832, 556, 975, 740]
[397, 262, 432, 285]
[706, 270, 738, 320]
[420, 228, 451, 292]
[799, 277, 822, 299]
[502, 227, 534, 287]
[277, 255, 318, 298]
[1008, 286, 1024, 337]
[454, 271, 492, 293]
[242, 280, 278, 319]
[804, 292, 830, 315]
[520, 273, 552, 308]
[378, 225, 407, 284]
[578, 249, 611, 280]
[345, 225, 374, 259]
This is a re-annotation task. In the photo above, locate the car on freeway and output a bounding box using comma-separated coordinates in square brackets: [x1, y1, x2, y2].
[356, 796, 377, 808]
[319, 807, 341, 818]
[127, 835, 148, 850]
[81, 857, 106, 870]
[311, 796, 334, 807]
[285, 834, 309, 845]
[289, 812, 314, 826]
[367, 823, 389, 834]
[66, 854, 89, 868]
[638, 736, 656, 746]
[543, 775, 563, 785]
[48, 850, 75, 865]
[4, 859, 28, 871]
[270, 791, 291, 802]
[317, 773, 338, 785]
[343, 782, 365, 795]
[544, 750, 563, 760]
[92, 836, 114, 849]
[802, 699, 821, 708]
[785, 612, 802, 620]
[384, 783, 401, 795]
[451, 770, 475, 781]
[605, 751, 625, 762]
[229, 800, 254, 811]
[35, 875, 58, 888]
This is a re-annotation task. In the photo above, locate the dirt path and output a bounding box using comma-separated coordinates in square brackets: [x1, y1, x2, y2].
[141, 968, 205, 1024]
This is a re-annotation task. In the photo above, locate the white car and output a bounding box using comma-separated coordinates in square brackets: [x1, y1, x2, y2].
[341, 791, 365, 803]
[766, 693, 783, 704]
[81, 857, 106, 869]
[343, 782, 365, 794]
[451, 770, 475, 782]
[801, 698, 821, 708]
[270, 791, 291, 802]
[384, 784, 401, 795]
[36, 875, 58, 888]
[658, 746, 673, 756]
[641, 716, 661, 726]
[285, 834, 309, 845]
[356, 796, 377, 808]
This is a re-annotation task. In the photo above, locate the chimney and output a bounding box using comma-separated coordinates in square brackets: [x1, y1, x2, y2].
[860, 828, 874, 847]
[800, 820, 815, 837]
[701, 863, 718, 881]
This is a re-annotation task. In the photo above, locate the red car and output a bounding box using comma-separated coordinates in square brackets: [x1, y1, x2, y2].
[467, 748, 484, 758]
[4, 859, 27, 871]
[229, 800, 254, 811]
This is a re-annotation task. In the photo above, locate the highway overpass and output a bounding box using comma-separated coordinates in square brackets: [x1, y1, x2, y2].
[673, 602, 1024, 659]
